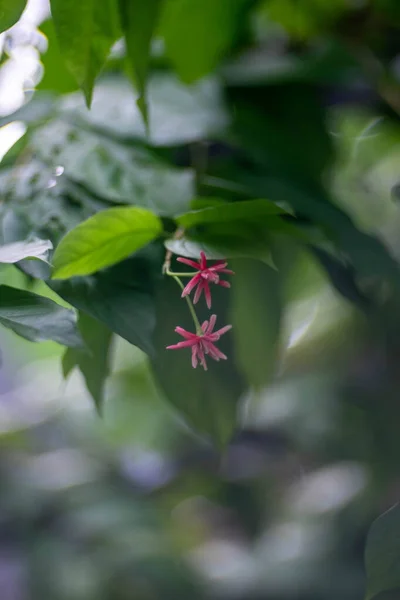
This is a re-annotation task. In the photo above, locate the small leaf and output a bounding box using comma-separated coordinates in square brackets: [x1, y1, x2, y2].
[0, 239, 52, 264]
[63, 312, 113, 413]
[0, 0, 26, 33]
[365, 504, 400, 600]
[52, 207, 163, 279]
[50, 0, 120, 106]
[230, 259, 282, 389]
[118, 0, 163, 124]
[160, 0, 249, 83]
[176, 198, 286, 228]
[0, 285, 82, 347]
[150, 270, 246, 447]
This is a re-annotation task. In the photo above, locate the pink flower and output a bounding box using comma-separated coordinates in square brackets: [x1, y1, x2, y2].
[166, 315, 232, 371]
[177, 251, 234, 309]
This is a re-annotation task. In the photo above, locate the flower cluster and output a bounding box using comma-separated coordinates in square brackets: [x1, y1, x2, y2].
[166, 251, 234, 371]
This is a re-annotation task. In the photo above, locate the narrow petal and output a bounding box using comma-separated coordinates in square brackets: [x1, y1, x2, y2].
[175, 326, 198, 339]
[209, 262, 228, 271]
[218, 268, 235, 275]
[201, 320, 209, 333]
[215, 324, 232, 336]
[177, 257, 201, 269]
[205, 341, 227, 361]
[210, 259, 228, 267]
[191, 345, 198, 368]
[197, 342, 208, 370]
[206, 314, 217, 334]
[200, 251, 207, 270]
[218, 280, 231, 288]
[182, 273, 201, 297]
[202, 270, 219, 283]
[204, 281, 212, 309]
[193, 279, 204, 304]
[166, 339, 198, 350]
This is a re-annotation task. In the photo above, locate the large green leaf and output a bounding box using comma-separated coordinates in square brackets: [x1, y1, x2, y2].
[63, 312, 113, 413]
[175, 198, 287, 228]
[150, 269, 246, 446]
[52, 207, 163, 279]
[0, 0, 26, 33]
[60, 74, 229, 145]
[31, 120, 194, 215]
[118, 0, 162, 124]
[50, 0, 120, 106]
[160, 0, 249, 83]
[365, 504, 400, 600]
[51, 248, 161, 356]
[230, 259, 282, 389]
[0, 285, 82, 347]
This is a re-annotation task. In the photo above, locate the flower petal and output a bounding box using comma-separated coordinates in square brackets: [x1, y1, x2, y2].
[215, 324, 232, 336]
[200, 251, 207, 270]
[166, 338, 198, 349]
[175, 326, 198, 339]
[204, 281, 212, 309]
[193, 279, 204, 304]
[201, 320, 209, 332]
[197, 342, 208, 370]
[204, 340, 227, 361]
[191, 345, 198, 368]
[177, 257, 201, 269]
[206, 314, 217, 334]
[182, 273, 201, 297]
[218, 280, 231, 288]
[219, 268, 235, 275]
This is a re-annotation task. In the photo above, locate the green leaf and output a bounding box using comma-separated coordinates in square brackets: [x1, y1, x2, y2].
[50, 0, 120, 106]
[0, 0, 26, 33]
[52, 207, 163, 279]
[0, 239, 52, 264]
[150, 271, 246, 446]
[31, 120, 194, 215]
[176, 198, 287, 228]
[118, 0, 163, 124]
[0, 285, 82, 347]
[160, 0, 249, 83]
[50, 247, 161, 357]
[165, 237, 275, 268]
[230, 259, 282, 389]
[61, 73, 228, 145]
[63, 312, 113, 413]
[365, 504, 400, 600]
[38, 19, 79, 95]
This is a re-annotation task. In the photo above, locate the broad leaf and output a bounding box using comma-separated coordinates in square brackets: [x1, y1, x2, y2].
[0, 285, 82, 347]
[61, 74, 229, 145]
[176, 198, 286, 228]
[50, 0, 120, 106]
[118, 0, 162, 124]
[0, 0, 26, 33]
[160, 0, 249, 83]
[32, 120, 194, 215]
[63, 312, 113, 413]
[52, 207, 163, 279]
[365, 504, 400, 600]
[51, 247, 162, 357]
[230, 259, 282, 389]
[150, 269, 246, 446]
[165, 237, 275, 267]
[0, 239, 52, 264]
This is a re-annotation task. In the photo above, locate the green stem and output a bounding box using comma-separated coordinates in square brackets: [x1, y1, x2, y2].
[165, 270, 195, 277]
[169, 274, 202, 333]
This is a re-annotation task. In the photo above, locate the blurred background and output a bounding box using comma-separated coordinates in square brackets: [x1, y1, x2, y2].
[0, 0, 400, 598]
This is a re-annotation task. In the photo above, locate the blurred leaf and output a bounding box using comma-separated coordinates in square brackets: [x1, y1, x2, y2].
[0, 0, 26, 33]
[38, 20, 79, 95]
[365, 504, 400, 600]
[63, 312, 113, 413]
[230, 258, 282, 389]
[52, 207, 163, 279]
[32, 120, 194, 215]
[0, 284, 82, 346]
[118, 0, 162, 124]
[60, 74, 229, 145]
[160, 0, 249, 83]
[0, 238, 52, 263]
[150, 271, 246, 446]
[50, 0, 120, 106]
[176, 198, 286, 228]
[51, 247, 162, 356]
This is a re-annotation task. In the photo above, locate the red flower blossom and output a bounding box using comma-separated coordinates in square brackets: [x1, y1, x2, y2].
[166, 315, 232, 371]
[177, 251, 234, 309]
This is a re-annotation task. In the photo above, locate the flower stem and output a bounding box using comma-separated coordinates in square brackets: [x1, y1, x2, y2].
[165, 270, 195, 277]
[169, 274, 202, 333]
